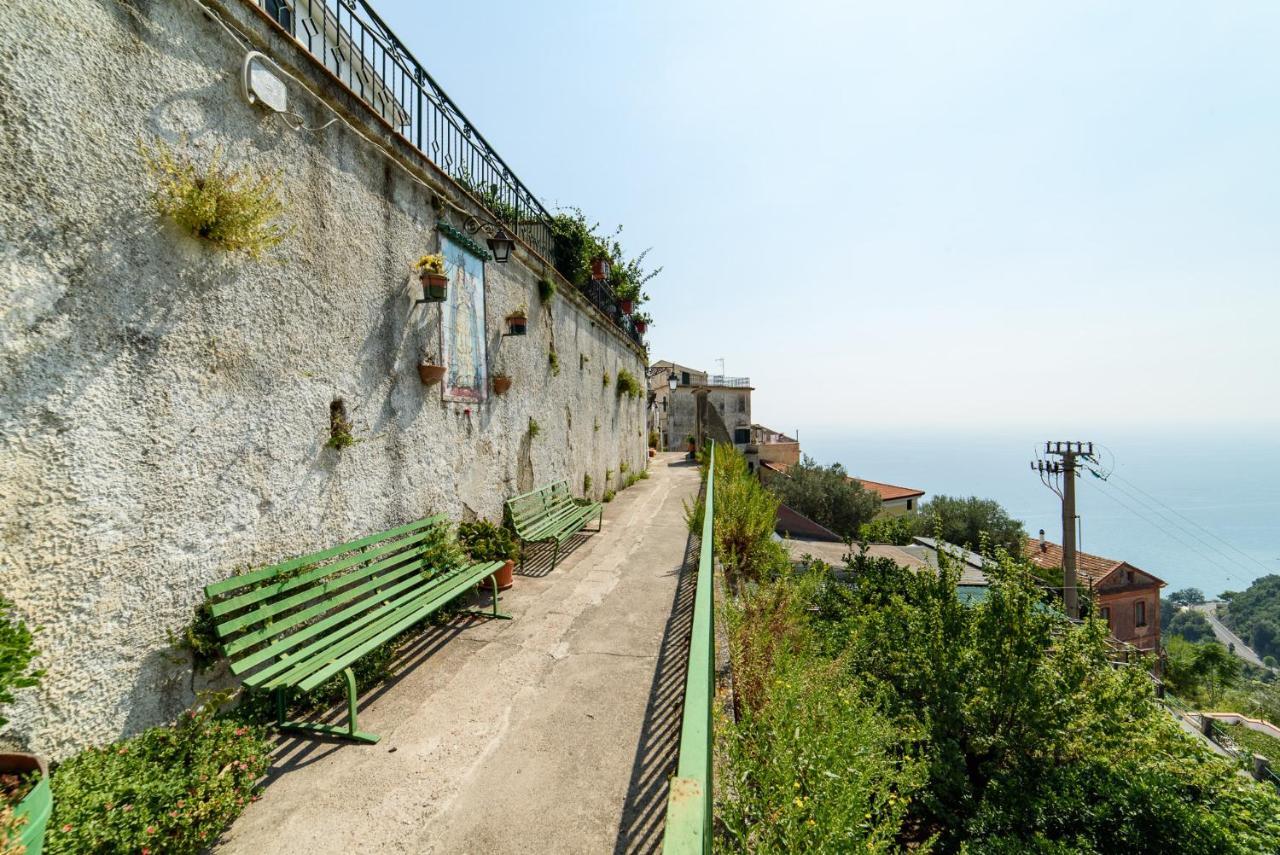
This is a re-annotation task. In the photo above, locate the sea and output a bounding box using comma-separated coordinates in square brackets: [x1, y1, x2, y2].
[798, 428, 1280, 598]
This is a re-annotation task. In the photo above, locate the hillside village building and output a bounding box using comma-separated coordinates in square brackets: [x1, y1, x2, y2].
[648, 360, 754, 457]
[1024, 533, 1166, 652]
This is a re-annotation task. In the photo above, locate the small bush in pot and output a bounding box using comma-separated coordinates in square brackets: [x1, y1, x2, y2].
[413, 253, 448, 302]
[458, 521, 519, 590]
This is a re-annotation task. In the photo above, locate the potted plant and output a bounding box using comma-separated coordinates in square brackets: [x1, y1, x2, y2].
[0, 596, 49, 855]
[505, 306, 528, 336]
[687, 435, 696, 453]
[631, 311, 652, 335]
[413, 253, 448, 302]
[458, 520, 520, 590]
[590, 255, 610, 282]
[492, 373, 512, 395]
[417, 351, 446, 385]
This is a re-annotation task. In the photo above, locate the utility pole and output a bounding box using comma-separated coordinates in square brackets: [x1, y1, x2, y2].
[1031, 441, 1096, 620]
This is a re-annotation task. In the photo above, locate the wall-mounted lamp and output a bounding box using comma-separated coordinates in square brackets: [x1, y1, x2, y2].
[486, 229, 515, 263]
[669, 376, 678, 392]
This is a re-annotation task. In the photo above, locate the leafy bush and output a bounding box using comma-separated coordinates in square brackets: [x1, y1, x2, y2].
[0, 802, 25, 855]
[602, 490, 616, 503]
[47, 700, 270, 855]
[766, 455, 880, 539]
[712, 445, 787, 587]
[457, 520, 518, 563]
[548, 348, 560, 376]
[419, 521, 467, 574]
[537, 277, 556, 303]
[0, 595, 41, 729]
[527, 417, 540, 439]
[139, 138, 289, 259]
[1221, 575, 1280, 660]
[1167, 608, 1215, 642]
[916, 494, 1026, 554]
[168, 601, 221, 673]
[648, 430, 660, 449]
[858, 514, 916, 545]
[615, 369, 643, 399]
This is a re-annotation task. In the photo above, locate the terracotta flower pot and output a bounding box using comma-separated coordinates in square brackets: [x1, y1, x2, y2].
[590, 257, 609, 281]
[0, 753, 50, 855]
[419, 271, 448, 302]
[506, 315, 528, 336]
[417, 363, 446, 385]
[619, 298, 634, 315]
[648, 447, 656, 458]
[492, 376, 512, 395]
[634, 320, 647, 334]
[491, 559, 515, 590]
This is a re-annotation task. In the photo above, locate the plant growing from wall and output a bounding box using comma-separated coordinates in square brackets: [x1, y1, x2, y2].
[138, 138, 290, 259]
[593, 417, 600, 433]
[537, 278, 556, 304]
[579, 353, 589, 370]
[583, 474, 592, 493]
[615, 369, 643, 399]
[602, 371, 611, 388]
[548, 347, 560, 376]
[0, 595, 41, 729]
[602, 490, 616, 503]
[528, 417, 540, 439]
[326, 400, 357, 450]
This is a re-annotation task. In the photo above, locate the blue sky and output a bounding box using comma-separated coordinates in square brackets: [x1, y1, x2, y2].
[374, 0, 1280, 433]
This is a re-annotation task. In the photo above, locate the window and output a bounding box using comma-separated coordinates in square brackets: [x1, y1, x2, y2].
[681, 371, 690, 385]
[906, 499, 913, 511]
[734, 428, 751, 445]
[738, 395, 747, 413]
[1134, 600, 1146, 627]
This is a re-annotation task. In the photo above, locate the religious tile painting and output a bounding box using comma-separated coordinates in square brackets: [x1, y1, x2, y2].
[440, 234, 487, 402]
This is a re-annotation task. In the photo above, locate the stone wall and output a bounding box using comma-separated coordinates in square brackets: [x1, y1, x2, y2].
[0, 0, 646, 758]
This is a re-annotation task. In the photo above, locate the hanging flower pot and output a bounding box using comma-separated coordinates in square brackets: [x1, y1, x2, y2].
[417, 362, 446, 385]
[590, 256, 610, 281]
[632, 312, 651, 335]
[619, 298, 634, 315]
[413, 253, 448, 302]
[492, 374, 512, 395]
[505, 311, 528, 336]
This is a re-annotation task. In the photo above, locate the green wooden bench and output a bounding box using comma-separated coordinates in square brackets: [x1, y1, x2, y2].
[203, 515, 509, 744]
[506, 480, 603, 571]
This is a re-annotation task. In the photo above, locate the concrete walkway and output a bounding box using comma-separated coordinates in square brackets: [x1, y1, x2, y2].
[218, 453, 700, 855]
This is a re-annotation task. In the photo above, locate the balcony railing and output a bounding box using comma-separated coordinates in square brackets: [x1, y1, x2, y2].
[254, 0, 554, 259]
[708, 375, 751, 388]
[252, 0, 647, 349]
[663, 442, 715, 853]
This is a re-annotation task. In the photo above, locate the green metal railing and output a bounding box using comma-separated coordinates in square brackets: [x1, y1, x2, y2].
[663, 442, 716, 854]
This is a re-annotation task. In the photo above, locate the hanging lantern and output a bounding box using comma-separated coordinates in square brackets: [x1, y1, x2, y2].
[486, 228, 515, 263]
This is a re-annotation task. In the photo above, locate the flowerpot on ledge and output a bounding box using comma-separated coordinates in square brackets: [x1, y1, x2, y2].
[619, 298, 634, 315]
[505, 314, 528, 336]
[419, 272, 448, 302]
[634, 320, 647, 334]
[492, 375, 512, 395]
[491, 559, 515, 590]
[1, 753, 51, 855]
[417, 363, 446, 385]
[590, 256, 609, 281]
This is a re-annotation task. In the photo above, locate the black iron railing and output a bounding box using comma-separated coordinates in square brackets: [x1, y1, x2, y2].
[254, 0, 647, 349]
[256, 0, 553, 260]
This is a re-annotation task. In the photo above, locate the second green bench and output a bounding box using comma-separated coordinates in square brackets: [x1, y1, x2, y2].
[506, 480, 603, 571]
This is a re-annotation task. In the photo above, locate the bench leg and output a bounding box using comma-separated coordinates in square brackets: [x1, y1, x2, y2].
[273, 669, 380, 744]
[551, 539, 561, 570]
[465, 574, 512, 620]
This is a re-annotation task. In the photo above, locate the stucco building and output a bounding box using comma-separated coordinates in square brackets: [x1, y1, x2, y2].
[648, 360, 753, 457]
[1024, 534, 1166, 652]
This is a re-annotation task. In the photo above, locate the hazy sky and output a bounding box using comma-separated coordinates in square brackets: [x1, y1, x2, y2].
[375, 0, 1280, 433]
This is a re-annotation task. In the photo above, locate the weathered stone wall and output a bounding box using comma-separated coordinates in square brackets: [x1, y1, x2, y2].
[0, 0, 646, 758]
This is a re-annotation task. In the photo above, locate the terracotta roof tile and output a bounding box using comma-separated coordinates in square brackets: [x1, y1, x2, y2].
[1023, 537, 1166, 588]
[852, 478, 925, 501]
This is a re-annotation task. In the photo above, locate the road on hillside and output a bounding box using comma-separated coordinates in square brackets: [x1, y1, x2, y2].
[1190, 602, 1268, 669]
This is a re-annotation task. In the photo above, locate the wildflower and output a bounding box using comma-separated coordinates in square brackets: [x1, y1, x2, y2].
[146, 826, 157, 835]
[123, 804, 133, 813]
[60, 824, 73, 833]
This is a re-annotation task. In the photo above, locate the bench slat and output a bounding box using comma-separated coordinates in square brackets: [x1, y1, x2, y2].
[205, 515, 443, 598]
[281, 561, 501, 692]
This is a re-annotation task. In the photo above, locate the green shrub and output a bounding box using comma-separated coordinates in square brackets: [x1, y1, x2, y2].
[602, 490, 616, 503]
[528, 417, 540, 439]
[419, 520, 467, 573]
[615, 369, 642, 399]
[457, 520, 518, 563]
[168, 601, 221, 673]
[713, 445, 783, 587]
[648, 429, 660, 449]
[0, 595, 41, 729]
[139, 138, 289, 259]
[858, 514, 917, 545]
[47, 700, 271, 855]
[537, 277, 556, 303]
[583, 474, 592, 493]
[602, 371, 611, 387]
[548, 348, 560, 376]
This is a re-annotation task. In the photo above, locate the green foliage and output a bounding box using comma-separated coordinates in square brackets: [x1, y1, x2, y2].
[1220, 722, 1280, 762]
[615, 369, 642, 399]
[583, 473, 592, 493]
[139, 138, 289, 259]
[419, 520, 467, 573]
[0, 803, 25, 855]
[168, 601, 221, 673]
[766, 455, 880, 539]
[916, 493, 1026, 554]
[0, 596, 41, 729]
[1169, 588, 1207, 607]
[648, 429, 660, 449]
[453, 171, 520, 226]
[527, 417, 540, 439]
[1163, 636, 1242, 704]
[719, 551, 1280, 852]
[548, 208, 661, 311]
[325, 401, 356, 451]
[713, 445, 788, 587]
[1221, 575, 1280, 661]
[457, 520, 518, 563]
[858, 514, 916, 545]
[537, 277, 556, 303]
[602, 490, 616, 503]
[548, 347, 560, 376]
[47, 698, 271, 854]
[1168, 608, 1215, 642]
[602, 370, 611, 387]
